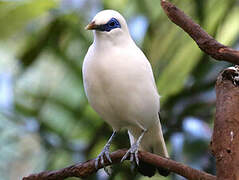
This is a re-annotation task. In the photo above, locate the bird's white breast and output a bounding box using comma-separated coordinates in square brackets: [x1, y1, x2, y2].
[83, 43, 160, 131]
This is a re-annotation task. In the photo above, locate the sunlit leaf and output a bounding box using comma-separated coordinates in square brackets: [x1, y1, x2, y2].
[157, 41, 202, 104]
[0, 0, 57, 39]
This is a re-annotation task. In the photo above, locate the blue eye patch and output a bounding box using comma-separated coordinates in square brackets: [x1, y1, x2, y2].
[97, 18, 121, 32]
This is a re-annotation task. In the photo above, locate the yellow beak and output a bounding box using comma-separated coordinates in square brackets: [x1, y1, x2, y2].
[85, 21, 97, 30]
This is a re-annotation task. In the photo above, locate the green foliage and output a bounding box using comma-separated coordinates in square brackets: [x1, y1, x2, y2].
[0, 0, 57, 39]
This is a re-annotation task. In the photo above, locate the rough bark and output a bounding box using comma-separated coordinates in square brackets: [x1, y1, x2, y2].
[22, 149, 215, 180]
[210, 66, 239, 180]
[160, 0, 239, 65]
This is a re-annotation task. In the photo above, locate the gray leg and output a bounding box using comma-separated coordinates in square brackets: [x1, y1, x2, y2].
[95, 131, 116, 174]
[121, 129, 146, 165]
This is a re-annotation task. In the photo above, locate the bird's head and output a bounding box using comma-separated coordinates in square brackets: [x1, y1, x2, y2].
[85, 10, 131, 45]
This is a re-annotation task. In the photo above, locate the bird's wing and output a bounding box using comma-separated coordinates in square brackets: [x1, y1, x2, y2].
[134, 46, 159, 94]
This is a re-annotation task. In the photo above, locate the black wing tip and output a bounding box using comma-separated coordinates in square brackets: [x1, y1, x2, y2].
[138, 161, 170, 177]
[157, 167, 170, 177]
[138, 161, 156, 177]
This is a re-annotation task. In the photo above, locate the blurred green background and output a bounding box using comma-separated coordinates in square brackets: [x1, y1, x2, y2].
[0, 0, 239, 179]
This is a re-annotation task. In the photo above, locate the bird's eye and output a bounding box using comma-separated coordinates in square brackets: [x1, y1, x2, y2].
[101, 18, 121, 32]
[109, 21, 115, 27]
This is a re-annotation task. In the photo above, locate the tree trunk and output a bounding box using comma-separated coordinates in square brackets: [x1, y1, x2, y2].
[211, 66, 239, 180]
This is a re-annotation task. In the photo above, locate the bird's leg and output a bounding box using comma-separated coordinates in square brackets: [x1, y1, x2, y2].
[121, 129, 146, 165]
[95, 131, 116, 175]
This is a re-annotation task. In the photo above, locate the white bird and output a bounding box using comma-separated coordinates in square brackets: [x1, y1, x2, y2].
[83, 10, 169, 177]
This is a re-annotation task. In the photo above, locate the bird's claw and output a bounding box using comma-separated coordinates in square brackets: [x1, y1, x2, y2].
[95, 145, 112, 175]
[121, 143, 140, 166]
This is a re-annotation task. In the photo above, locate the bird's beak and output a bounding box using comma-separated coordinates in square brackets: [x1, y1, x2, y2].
[85, 21, 97, 30]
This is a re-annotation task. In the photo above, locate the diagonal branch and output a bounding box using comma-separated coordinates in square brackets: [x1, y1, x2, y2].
[160, 0, 239, 64]
[22, 149, 216, 180]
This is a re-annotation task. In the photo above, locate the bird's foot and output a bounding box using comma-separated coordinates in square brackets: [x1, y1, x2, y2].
[95, 131, 116, 175]
[121, 142, 140, 166]
[95, 143, 113, 175]
[121, 129, 146, 166]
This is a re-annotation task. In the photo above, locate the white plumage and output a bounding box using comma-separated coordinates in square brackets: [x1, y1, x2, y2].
[83, 10, 169, 177]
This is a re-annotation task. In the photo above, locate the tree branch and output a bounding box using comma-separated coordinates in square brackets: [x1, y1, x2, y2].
[160, 0, 239, 64]
[22, 149, 215, 180]
[210, 66, 239, 179]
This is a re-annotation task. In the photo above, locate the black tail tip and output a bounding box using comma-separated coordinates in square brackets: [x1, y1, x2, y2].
[138, 161, 170, 177]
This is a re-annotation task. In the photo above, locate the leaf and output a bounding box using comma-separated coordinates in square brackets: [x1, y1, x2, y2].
[0, 0, 57, 39]
[157, 41, 202, 104]
[216, 6, 239, 45]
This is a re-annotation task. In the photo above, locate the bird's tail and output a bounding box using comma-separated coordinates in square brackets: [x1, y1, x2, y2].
[151, 119, 170, 177]
[131, 114, 170, 177]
